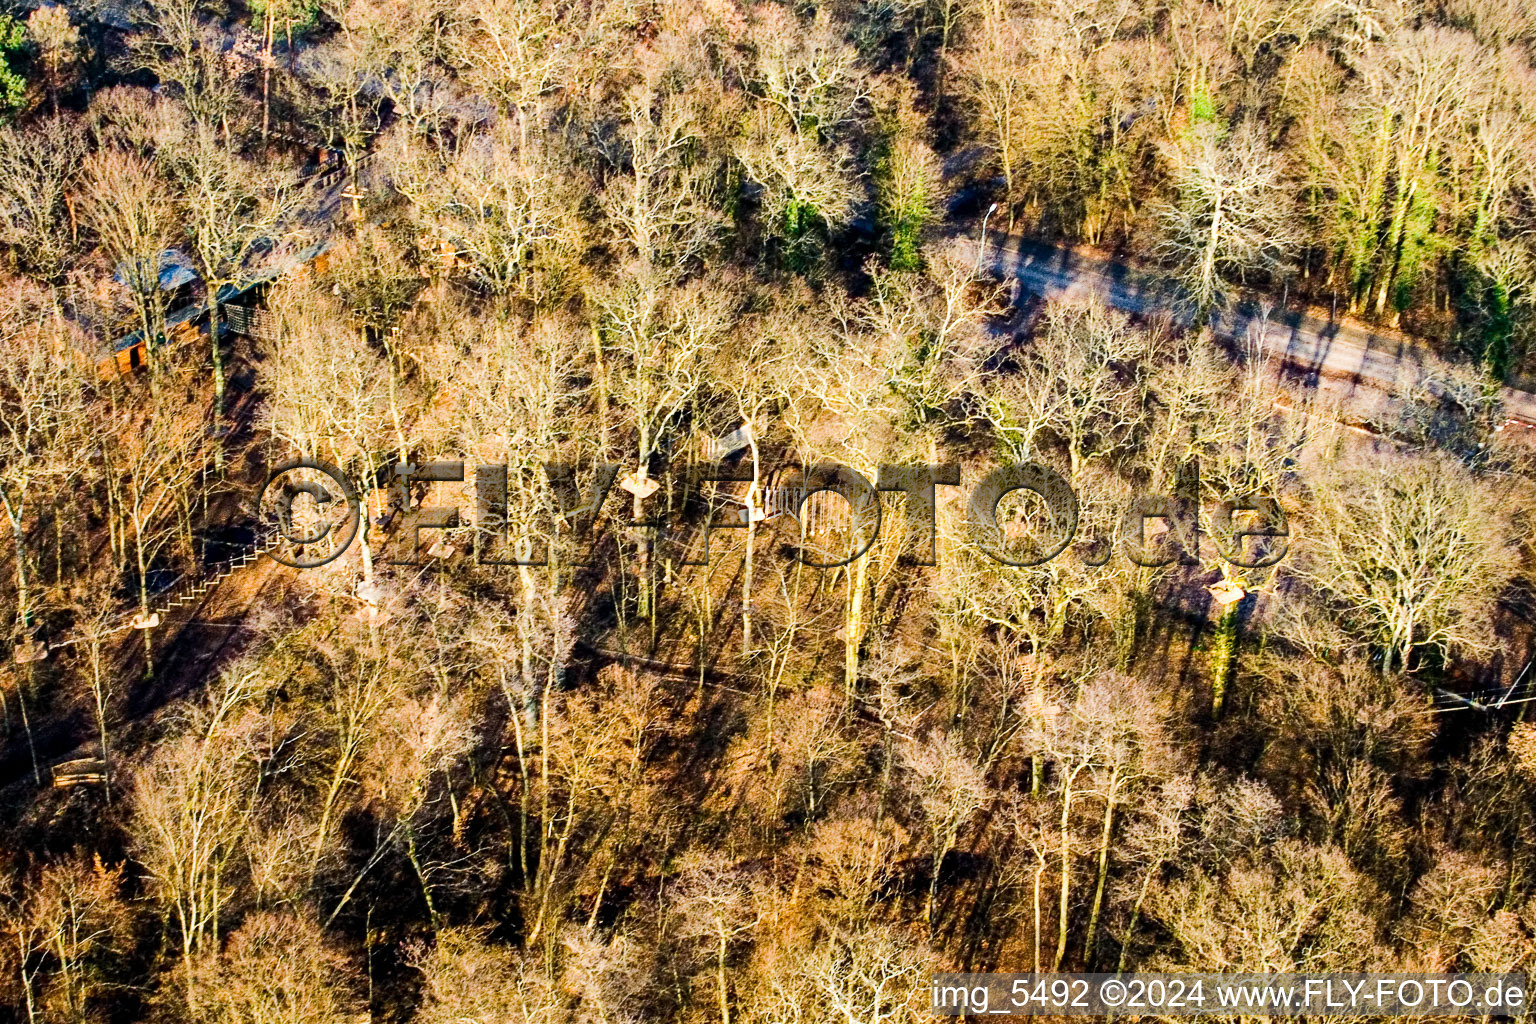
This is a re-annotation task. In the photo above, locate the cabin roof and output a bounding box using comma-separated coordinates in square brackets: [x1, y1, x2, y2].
[111, 249, 198, 293]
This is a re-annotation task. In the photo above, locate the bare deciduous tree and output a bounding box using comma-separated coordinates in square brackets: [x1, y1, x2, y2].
[167, 123, 299, 414]
[79, 150, 177, 357]
[0, 289, 88, 634]
[0, 119, 84, 282]
[129, 669, 268, 1008]
[1286, 456, 1519, 675]
[191, 911, 361, 1024]
[900, 729, 989, 935]
[27, 6, 82, 116]
[409, 927, 563, 1024]
[1154, 122, 1297, 315]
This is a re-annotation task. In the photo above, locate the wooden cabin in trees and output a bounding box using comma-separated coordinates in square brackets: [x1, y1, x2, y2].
[97, 241, 332, 379]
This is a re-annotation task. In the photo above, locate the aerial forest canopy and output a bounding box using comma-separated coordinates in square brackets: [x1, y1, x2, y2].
[0, 0, 1535, 1021]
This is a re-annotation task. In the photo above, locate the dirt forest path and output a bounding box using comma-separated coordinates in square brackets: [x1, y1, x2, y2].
[973, 235, 1536, 430]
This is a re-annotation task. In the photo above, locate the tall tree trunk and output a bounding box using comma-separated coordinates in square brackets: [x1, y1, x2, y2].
[741, 436, 760, 657]
[208, 294, 226, 420]
[311, 747, 355, 872]
[844, 554, 868, 692]
[631, 470, 651, 619]
[4, 499, 30, 630]
[134, 531, 154, 671]
[926, 832, 955, 936]
[716, 929, 731, 1024]
[1033, 853, 1047, 974]
[405, 826, 440, 935]
[1374, 176, 1418, 317]
[91, 647, 112, 804]
[261, 6, 275, 146]
[1210, 600, 1239, 718]
[14, 943, 38, 1024]
[1053, 781, 1074, 971]
[1199, 193, 1223, 318]
[1117, 858, 1161, 973]
[1082, 789, 1118, 968]
[16, 666, 39, 785]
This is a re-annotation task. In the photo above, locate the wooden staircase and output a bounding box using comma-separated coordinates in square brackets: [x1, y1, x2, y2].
[150, 532, 278, 619]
